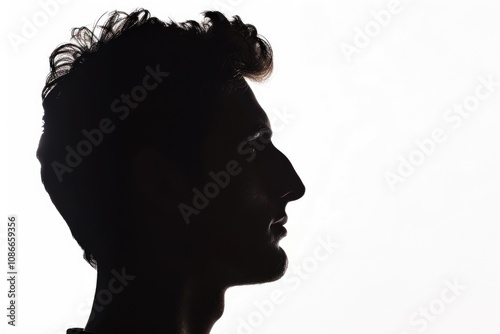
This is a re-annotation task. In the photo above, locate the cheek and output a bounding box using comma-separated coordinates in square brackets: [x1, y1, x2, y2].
[228, 166, 273, 212]
[202, 171, 271, 231]
[194, 145, 277, 230]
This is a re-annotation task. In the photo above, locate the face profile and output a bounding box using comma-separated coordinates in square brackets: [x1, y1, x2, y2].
[181, 82, 306, 286]
[37, 8, 305, 334]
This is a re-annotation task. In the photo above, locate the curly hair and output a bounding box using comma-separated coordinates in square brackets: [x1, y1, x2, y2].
[37, 8, 273, 269]
[42, 9, 273, 99]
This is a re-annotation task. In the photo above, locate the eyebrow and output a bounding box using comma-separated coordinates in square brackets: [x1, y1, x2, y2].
[245, 124, 273, 142]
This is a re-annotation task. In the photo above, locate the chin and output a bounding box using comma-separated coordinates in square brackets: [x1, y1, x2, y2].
[261, 246, 288, 282]
[229, 245, 289, 286]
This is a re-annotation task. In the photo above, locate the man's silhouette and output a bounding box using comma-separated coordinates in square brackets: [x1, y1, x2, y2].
[37, 8, 305, 334]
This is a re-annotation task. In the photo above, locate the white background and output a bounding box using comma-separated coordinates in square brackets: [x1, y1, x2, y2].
[1, 0, 500, 333]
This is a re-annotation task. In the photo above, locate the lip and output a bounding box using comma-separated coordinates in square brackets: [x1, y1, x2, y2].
[270, 215, 288, 239]
[270, 224, 287, 238]
[271, 215, 288, 226]
[270, 223, 287, 239]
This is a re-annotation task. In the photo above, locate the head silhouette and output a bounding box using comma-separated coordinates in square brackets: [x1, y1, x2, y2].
[37, 8, 305, 334]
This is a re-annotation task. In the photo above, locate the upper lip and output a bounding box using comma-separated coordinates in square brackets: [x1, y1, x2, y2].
[271, 215, 288, 226]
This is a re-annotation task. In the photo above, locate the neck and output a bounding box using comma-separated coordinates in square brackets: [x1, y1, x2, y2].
[84, 261, 226, 334]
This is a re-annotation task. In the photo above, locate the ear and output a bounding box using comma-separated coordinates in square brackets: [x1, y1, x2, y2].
[131, 147, 190, 211]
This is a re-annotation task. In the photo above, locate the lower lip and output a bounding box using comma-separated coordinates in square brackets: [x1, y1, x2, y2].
[270, 224, 287, 238]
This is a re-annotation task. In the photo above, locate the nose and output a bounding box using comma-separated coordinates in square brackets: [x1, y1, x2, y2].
[276, 151, 306, 203]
